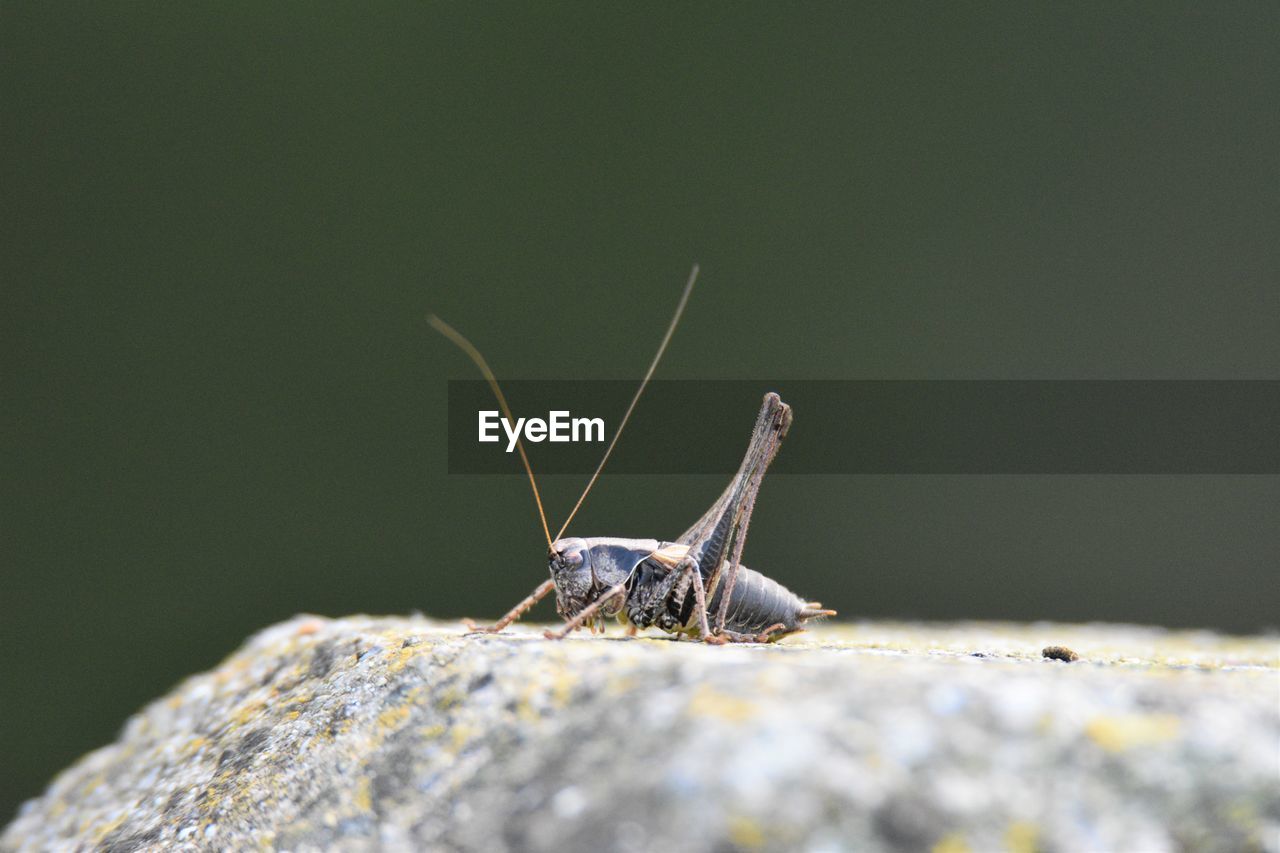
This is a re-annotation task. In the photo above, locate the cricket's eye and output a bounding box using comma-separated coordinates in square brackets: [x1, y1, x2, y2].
[551, 550, 583, 572]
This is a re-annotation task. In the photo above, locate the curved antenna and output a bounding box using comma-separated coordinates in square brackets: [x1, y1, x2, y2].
[554, 263, 699, 541]
[427, 315, 554, 551]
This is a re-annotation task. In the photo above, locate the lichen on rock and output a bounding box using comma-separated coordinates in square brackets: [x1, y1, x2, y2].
[2, 616, 1278, 852]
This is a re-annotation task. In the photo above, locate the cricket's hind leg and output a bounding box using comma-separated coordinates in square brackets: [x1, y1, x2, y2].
[673, 393, 793, 642]
[707, 622, 794, 644]
[714, 600, 834, 643]
[710, 601, 833, 643]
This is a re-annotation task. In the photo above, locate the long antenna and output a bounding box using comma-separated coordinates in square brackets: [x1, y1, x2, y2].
[554, 263, 699, 541]
[427, 315, 555, 551]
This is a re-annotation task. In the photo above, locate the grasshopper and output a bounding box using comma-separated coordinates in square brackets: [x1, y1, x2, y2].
[429, 266, 834, 643]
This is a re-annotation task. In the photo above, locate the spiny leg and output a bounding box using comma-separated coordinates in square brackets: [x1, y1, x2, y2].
[670, 544, 776, 645]
[706, 391, 783, 630]
[713, 479, 761, 635]
[466, 579, 554, 634]
[544, 582, 627, 640]
[675, 393, 791, 640]
[715, 622, 790, 643]
[671, 555, 721, 644]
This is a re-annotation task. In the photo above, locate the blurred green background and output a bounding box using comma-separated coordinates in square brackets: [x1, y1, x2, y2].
[3, 2, 1278, 820]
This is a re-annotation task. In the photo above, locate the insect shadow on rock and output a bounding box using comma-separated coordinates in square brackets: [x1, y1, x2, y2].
[429, 265, 835, 644]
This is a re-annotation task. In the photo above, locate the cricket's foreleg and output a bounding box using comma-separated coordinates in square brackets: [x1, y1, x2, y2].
[544, 583, 627, 640]
[466, 579, 555, 634]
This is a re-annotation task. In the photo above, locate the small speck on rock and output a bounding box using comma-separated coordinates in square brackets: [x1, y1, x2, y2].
[1042, 645, 1079, 662]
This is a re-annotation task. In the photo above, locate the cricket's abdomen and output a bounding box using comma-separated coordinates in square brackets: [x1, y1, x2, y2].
[675, 565, 818, 637]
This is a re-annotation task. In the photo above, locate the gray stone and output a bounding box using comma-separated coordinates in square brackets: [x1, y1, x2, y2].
[3, 616, 1278, 852]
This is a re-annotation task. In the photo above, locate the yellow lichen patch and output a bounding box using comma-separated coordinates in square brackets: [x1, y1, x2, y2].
[419, 723, 447, 740]
[228, 784, 274, 820]
[1004, 821, 1039, 853]
[91, 812, 127, 845]
[449, 724, 476, 752]
[1225, 799, 1263, 835]
[551, 670, 577, 707]
[932, 831, 971, 853]
[382, 643, 424, 677]
[329, 714, 356, 738]
[727, 814, 765, 849]
[506, 662, 581, 719]
[353, 776, 373, 814]
[687, 685, 757, 723]
[81, 773, 105, 796]
[514, 694, 539, 723]
[607, 673, 638, 694]
[1085, 713, 1181, 752]
[436, 687, 466, 710]
[232, 700, 268, 728]
[195, 788, 224, 818]
[377, 704, 412, 732]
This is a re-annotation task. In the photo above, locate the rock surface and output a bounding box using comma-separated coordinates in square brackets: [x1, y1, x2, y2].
[3, 616, 1278, 852]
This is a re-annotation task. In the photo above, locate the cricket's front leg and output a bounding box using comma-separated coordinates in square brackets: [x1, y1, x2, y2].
[543, 582, 628, 640]
[465, 579, 555, 634]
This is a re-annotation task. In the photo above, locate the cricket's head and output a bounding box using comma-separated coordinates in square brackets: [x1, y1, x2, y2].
[547, 537, 637, 620]
[547, 538, 593, 617]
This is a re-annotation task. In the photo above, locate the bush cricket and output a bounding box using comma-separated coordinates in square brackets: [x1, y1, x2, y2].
[429, 265, 834, 644]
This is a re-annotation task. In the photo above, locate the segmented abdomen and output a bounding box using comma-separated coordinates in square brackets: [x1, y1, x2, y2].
[677, 565, 809, 635]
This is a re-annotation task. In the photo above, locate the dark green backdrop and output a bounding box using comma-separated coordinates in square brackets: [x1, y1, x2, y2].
[3, 2, 1278, 821]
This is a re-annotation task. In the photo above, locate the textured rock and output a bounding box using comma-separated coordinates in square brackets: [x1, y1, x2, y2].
[3, 616, 1278, 852]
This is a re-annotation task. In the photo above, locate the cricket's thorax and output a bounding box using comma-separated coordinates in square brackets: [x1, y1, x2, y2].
[548, 535, 817, 639]
[547, 536, 674, 623]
